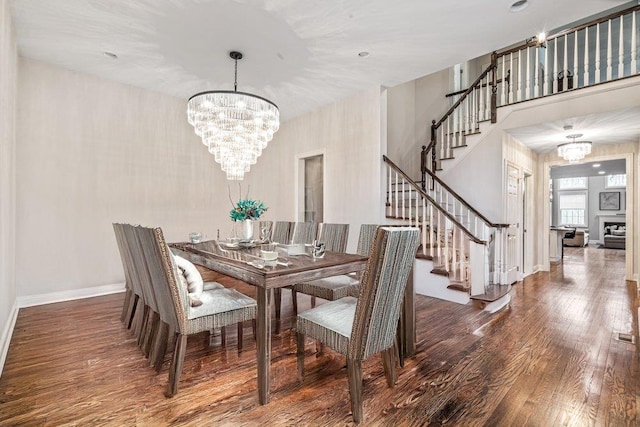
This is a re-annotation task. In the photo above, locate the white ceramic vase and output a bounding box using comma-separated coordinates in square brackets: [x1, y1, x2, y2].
[241, 219, 253, 240]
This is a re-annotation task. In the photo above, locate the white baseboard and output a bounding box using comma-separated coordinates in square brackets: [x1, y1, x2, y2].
[17, 283, 125, 308]
[0, 300, 19, 378]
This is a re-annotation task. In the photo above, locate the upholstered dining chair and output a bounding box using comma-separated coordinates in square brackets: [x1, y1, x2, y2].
[290, 221, 318, 245]
[292, 224, 378, 314]
[271, 221, 293, 244]
[136, 225, 257, 397]
[296, 226, 419, 423]
[290, 223, 350, 312]
[113, 223, 140, 330]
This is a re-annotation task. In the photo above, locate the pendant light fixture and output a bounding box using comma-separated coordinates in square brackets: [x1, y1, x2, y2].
[187, 51, 280, 180]
[557, 133, 592, 163]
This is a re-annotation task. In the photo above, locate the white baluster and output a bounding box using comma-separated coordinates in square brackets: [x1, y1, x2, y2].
[460, 228, 465, 281]
[422, 198, 427, 256]
[437, 211, 442, 261]
[408, 186, 413, 226]
[584, 27, 590, 86]
[451, 225, 457, 280]
[429, 203, 434, 258]
[500, 57, 506, 105]
[563, 35, 568, 91]
[509, 53, 515, 103]
[394, 172, 399, 218]
[534, 46, 539, 97]
[402, 179, 406, 220]
[440, 124, 446, 160]
[607, 19, 613, 80]
[525, 46, 531, 99]
[543, 41, 549, 95]
[618, 16, 624, 78]
[595, 23, 601, 83]
[387, 166, 391, 216]
[632, 11, 637, 74]
[573, 31, 579, 87]
[553, 38, 558, 93]
[444, 216, 449, 273]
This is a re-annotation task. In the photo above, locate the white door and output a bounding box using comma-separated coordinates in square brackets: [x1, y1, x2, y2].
[504, 162, 521, 284]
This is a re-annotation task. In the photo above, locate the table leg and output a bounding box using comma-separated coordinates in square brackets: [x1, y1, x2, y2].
[257, 286, 272, 405]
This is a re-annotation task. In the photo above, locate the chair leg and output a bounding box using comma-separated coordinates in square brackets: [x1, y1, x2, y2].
[124, 293, 138, 330]
[347, 358, 364, 423]
[120, 288, 132, 323]
[274, 288, 282, 334]
[310, 296, 316, 308]
[296, 332, 305, 382]
[166, 333, 187, 397]
[221, 326, 226, 347]
[152, 322, 169, 372]
[237, 322, 244, 353]
[382, 346, 398, 387]
[137, 305, 150, 349]
[143, 311, 160, 358]
[251, 319, 257, 340]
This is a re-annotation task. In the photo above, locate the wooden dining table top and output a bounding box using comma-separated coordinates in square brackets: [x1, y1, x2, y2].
[170, 240, 368, 289]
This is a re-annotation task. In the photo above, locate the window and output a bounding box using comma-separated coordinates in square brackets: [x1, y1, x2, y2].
[606, 174, 626, 188]
[557, 177, 587, 190]
[558, 192, 587, 227]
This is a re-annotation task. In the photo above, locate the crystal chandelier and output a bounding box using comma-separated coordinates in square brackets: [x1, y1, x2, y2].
[187, 51, 280, 180]
[557, 133, 592, 163]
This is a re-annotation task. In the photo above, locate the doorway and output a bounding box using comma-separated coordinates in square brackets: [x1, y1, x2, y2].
[296, 152, 324, 223]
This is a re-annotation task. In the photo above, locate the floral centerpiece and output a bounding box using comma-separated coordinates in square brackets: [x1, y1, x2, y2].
[229, 199, 268, 221]
[229, 185, 267, 240]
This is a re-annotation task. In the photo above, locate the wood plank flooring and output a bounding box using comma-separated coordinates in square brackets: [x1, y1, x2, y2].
[1, 246, 637, 425]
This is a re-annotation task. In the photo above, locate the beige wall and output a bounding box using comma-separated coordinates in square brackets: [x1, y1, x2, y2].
[16, 59, 231, 297]
[0, 0, 18, 369]
[15, 59, 384, 297]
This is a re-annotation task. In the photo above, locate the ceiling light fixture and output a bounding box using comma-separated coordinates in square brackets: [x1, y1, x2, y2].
[557, 133, 592, 163]
[598, 171, 606, 174]
[510, 0, 529, 12]
[187, 51, 280, 180]
[358, 51, 370, 57]
[592, 163, 601, 168]
[103, 51, 118, 59]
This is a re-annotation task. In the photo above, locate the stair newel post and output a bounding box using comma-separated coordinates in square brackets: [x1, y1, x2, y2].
[430, 120, 437, 176]
[490, 51, 498, 123]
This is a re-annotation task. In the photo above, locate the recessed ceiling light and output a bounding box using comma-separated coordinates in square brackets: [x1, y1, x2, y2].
[598, 171, 606, 174]
[103, 51, 118, 59]
[510, 0, 528, 12]
[592, 163, 601, 168]
[358, 51, 370, 58]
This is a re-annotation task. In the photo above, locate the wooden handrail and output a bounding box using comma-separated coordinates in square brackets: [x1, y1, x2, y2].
[497, 3, 640, 58]
[433, 63, 495, 130]
[422, 165, 509, 229]
[383, 155, 485, 244]
[445, 76, 509, 98]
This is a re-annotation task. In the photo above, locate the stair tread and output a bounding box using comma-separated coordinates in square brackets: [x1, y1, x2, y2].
[447, 282, 469, 293]
[470, 284, 511, 302]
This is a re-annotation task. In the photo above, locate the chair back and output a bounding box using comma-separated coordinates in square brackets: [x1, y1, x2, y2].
[122, 224, 159, 313]
[136, 225, 187, 332]
[356, 224, 379, 256]
[272, 221, 293, 244]
[348, 227, 419, 360]
[317, 223, 349, 252]
[291, 222, 318, 244]
[113, 223, 139, 296]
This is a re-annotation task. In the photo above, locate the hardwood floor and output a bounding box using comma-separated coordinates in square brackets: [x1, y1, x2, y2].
[1, 246, 637, 425]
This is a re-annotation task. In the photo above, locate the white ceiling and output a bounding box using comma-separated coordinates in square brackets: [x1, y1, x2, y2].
[9, 0, 633, 122]
[506, 106, 640, 153]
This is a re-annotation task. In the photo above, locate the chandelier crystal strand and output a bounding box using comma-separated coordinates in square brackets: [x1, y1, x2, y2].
[187, 52, 279, 180]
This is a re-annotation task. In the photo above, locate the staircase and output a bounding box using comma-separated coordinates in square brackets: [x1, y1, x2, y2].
[384, 4, 640, 309]
[383, 156, 510, 309]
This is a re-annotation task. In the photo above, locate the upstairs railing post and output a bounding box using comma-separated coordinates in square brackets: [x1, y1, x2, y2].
[490, 51, 497, 123]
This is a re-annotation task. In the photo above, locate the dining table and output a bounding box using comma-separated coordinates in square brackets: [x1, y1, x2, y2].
[169, 239, 416, 405]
